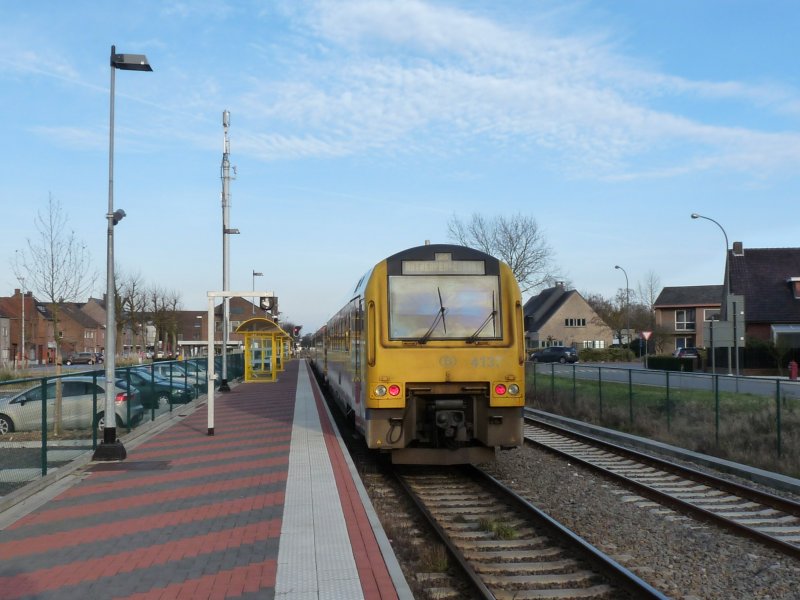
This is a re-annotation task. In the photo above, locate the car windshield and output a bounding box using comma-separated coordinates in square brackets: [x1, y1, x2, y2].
[388, 274, 501, 341]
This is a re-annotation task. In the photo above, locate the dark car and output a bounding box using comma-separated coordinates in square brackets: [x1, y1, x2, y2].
[124, 368, 197, 410]
[674, 347, 700, 359]
[529, 346, 579, 363]
[64, 352, 97, 365]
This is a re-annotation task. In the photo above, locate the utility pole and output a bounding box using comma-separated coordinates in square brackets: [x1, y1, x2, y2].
[219, 110, 238, 391]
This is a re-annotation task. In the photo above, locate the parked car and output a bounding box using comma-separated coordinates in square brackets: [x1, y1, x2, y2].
[529, 346, 579, 364]
[674, 347, 700, 359]
[149, 361, 209, 393]
[0, 375, 144, 435]
[64, 352, 98, 365]
[123, 368, 196, 410]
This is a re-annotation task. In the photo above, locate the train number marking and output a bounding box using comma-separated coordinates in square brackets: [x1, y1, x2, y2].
[439, 355, 456, 368]
[470, 356, 500, 369]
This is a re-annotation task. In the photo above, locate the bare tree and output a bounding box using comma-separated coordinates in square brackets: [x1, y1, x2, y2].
[148, 286, 182, 356]
[118, 269, 148, 356]
[447, 212, 560, 294]
[12, 194, 96, 433]
[585, 291, 627, 345]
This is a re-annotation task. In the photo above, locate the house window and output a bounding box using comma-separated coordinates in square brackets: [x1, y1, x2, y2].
[703, 309, 720, 322]
[675, 309, 695, 331]
[564, 318, 586, 327]
[675, 337, 694, 351]
[582, 340, 606, 349]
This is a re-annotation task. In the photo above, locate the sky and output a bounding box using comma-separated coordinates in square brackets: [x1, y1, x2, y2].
[2, 0, 800, 333]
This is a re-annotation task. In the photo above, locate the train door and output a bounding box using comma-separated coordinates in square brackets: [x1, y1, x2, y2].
[352, 299, 363, 408]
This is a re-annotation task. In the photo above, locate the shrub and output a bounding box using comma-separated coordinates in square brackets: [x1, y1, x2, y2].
[579, 347, 635, 362]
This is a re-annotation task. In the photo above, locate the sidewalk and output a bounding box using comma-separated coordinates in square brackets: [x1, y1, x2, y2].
[0, 360, 410, 600]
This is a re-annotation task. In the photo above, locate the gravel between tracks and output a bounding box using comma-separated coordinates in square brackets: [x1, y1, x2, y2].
[482, 444, 800, 600]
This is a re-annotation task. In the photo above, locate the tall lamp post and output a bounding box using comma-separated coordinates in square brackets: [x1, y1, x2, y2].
[691, 212, 732, 375]
[94, 45, 152, 462]
[252, 270, 263, 314]
[614, 265, 631, 353]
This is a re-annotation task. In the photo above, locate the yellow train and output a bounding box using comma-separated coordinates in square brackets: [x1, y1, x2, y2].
[310, 243, 525, 464]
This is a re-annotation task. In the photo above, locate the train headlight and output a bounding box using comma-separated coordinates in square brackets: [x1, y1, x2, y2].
[388, 384, 401, 397]
[375, 385, 387, 397]
[508, 383, 520, 395]
[494, 383, 507, 395]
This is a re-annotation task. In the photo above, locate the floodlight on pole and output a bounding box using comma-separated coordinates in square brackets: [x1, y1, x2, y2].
[93, 45, 152, 462]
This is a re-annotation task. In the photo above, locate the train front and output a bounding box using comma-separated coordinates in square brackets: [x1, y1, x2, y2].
[363, 244, 525, 465]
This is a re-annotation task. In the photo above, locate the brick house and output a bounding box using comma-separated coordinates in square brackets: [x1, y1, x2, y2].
[0, 290, 53, 364]
[0, 314, 9, 367]
[653, 285, 723, 352]
[175, 297, 262, 356]
[728, 243, 800, 346]
[523, 283, 612, 352]
[51, 302, 104, 356]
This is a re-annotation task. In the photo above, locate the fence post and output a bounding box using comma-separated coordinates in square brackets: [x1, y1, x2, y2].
[40, 377, 48, 477]
[665, 371, 671, 432]
[572, 364, 576, 407]
[714, 374, 720, 447]
[628, 368, 633, 426]
[776, 379, 782, 459]
[598, 367, 603, 420]
[550, 363, 555, 405]
[125, 367, 132, 432]
[92, 371, 98, 449]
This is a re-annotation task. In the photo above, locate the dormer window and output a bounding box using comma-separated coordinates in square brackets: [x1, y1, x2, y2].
[788, 277, 800, 299]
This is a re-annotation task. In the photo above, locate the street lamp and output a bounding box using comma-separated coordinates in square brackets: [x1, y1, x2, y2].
[614, 265, 631, 352]
[691, 212, 733, 375]
[94, 45, 152, 462]
[252, 270, 263, 314]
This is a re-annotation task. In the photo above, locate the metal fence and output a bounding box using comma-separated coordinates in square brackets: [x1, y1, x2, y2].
[527, 362, 800, 478]
[0, 354, 244, 496]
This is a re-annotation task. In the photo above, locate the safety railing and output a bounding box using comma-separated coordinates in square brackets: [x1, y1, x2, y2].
[0, 353, 245, 497]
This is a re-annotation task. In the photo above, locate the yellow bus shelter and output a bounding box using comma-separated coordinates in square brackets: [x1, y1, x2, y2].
[235, 317, 291, 382]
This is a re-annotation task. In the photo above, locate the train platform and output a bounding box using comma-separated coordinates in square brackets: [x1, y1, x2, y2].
[0, 360, 412, 600]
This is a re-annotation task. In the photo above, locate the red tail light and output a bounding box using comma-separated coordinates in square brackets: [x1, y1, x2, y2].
[494, 384, 507, 395]
[115, 392, 128, 404]
[388, 384, 401, 396]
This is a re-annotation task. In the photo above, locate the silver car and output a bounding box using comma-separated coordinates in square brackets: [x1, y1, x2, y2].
[0, 376, 144, 435]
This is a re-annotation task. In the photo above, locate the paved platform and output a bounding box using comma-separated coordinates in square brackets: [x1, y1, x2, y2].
[0, 360, 411, 600]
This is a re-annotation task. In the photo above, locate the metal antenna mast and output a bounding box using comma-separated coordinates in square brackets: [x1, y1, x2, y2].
[219, 110, 238, 391]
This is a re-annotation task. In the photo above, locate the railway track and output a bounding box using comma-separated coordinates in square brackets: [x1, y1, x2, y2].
[395, 465, 667, 599]
[524, 416, 800, 559]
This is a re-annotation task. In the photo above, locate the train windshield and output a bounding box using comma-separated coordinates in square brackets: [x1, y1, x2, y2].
[388, 275, 501, 341]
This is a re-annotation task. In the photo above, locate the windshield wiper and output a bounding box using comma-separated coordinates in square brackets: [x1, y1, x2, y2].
[418, 288, 447, 344]
[466, 293, 496, 343]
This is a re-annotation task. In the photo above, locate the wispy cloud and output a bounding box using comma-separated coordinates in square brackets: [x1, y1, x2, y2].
[230, 0, 800, 179]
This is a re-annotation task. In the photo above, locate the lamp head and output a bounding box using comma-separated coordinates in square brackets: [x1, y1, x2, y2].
[614, 265, 620, 270]
[112, 209, 126, 225]
[691, 213, 700, 219]
[111, 52, 153, 72]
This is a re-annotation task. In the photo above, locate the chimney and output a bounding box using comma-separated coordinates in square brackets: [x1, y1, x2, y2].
[732, 241, 744, 256]
[14, 288, 20, 296]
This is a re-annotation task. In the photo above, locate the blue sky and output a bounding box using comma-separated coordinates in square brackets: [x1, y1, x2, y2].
[2, 0, 800, 333]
